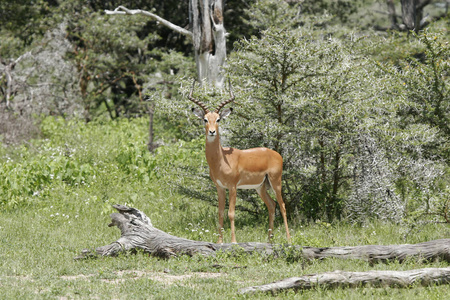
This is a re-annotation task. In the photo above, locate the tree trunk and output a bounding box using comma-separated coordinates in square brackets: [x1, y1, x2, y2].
[329, 144, 341, 219]
[401, 0, 417, 31]
[147, 100, 156, 152]
[190, 0, 227, 88]
[238, 267, 450, 294]
[75, 204, 450, 265]
[386, 0, 399, 29]
[1, 52, 31, 109]
[378, 0, 437, 32]
[106, 2, 228, 89]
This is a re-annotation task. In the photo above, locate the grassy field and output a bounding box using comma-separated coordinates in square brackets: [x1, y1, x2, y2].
[0, 117, 449, 299]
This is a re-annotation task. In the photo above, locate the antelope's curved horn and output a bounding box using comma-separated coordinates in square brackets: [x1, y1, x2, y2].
[188, 80, 209, 113]
[214, 80, 235, 113]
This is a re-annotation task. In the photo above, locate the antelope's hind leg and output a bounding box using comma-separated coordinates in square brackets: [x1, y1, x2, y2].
[256, 183, 276, 242]
[268, 175, 291, 242]
[228, 187, 238, 243]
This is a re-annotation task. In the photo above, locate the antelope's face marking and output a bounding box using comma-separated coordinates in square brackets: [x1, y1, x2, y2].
[204, 112, 221, 138]
[192, 108, 232, 141]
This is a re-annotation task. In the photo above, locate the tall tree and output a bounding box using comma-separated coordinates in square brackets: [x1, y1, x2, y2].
[106, 0, 228, 88]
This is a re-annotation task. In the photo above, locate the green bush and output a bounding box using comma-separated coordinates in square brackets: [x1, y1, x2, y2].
[0, 116, 207, 210]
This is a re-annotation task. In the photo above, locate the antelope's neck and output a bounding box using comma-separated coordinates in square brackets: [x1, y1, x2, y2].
[205, 134, 224, 166]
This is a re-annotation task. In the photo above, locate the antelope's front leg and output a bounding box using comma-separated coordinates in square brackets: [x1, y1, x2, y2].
[216, 185, 226, 244]
[228, 187, 237, 243]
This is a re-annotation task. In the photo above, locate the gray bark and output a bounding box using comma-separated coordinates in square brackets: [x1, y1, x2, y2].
[401, 0, 417, 30]
[190, 0, 227, 88]
[1, 52, 31, 108]
[105, 6, 192, 37]
[302, 239, 450, 264]
[75, 204, 450, 265]
[106, 2, 228, 88]
[378, 0, 443, 32]
[238, 267, 450, 294]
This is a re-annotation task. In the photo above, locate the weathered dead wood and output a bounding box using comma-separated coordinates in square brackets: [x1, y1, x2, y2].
[75, 204, 450, 265]
[238, 267, 450, 294]
[301, 239, 450, 264]
[75, 204, 276, 259]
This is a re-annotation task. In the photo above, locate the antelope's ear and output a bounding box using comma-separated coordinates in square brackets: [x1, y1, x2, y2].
[219, 108, 233, 120]
[192, 108, 205, 119]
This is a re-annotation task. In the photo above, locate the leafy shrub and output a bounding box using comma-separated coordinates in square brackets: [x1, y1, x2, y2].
[373, 30, 450, 225]
[0, 115, 207, 210]
[224, 7, 449, 224]
[0, 136, 95, 208]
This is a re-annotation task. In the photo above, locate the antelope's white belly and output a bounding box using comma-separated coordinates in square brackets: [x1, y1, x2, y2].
[216, 179, 264, 190]
[237, 183, 264, 189]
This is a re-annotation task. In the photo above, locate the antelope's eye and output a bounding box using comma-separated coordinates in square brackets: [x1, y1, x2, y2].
[203, 118, 208, 123]
[216, 118, 221, 122]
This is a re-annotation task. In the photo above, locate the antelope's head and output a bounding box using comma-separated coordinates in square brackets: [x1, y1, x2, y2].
[189, 81, 234, 140]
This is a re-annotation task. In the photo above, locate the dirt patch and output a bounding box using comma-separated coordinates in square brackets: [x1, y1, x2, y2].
[118, 270, 223, 284]
[61, 270, 224, 285]
[60, 274, 94, 281]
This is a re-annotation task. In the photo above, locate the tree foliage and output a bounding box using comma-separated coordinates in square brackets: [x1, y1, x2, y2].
[375, 30, 450, 225]
[0, 0, 449, 226]
[0, 22, 82, 144]
[227, 26, 395, 220]
[222, 0, 449, 223]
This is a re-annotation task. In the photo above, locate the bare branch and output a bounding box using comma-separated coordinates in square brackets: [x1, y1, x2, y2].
[1, 51, 32, 108]
[105, 6, 193, 39]
[416, 0, 432, 10]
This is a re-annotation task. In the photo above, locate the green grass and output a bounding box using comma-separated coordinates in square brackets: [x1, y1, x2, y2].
[0, 117, 449, 299]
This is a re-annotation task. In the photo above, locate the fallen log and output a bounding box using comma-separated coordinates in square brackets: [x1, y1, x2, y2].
[75, 204, 450, 264]
[302, 239, 450, 264]
[238, 267, 450, 294]
[75, 204, 275, 259]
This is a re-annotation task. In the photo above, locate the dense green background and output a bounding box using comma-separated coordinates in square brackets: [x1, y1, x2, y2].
[0, 0, 449, 298]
